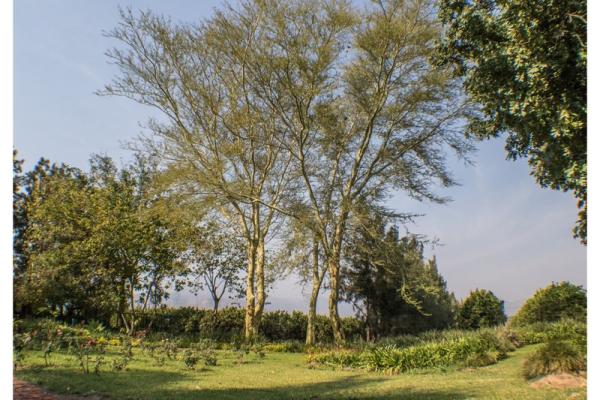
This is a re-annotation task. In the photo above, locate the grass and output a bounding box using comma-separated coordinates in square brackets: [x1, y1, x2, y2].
[15, 345, 585, 400]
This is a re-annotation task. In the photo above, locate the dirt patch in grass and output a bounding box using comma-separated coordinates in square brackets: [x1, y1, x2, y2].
[529, 373, 587, 390]
[14, 379, 106, 400]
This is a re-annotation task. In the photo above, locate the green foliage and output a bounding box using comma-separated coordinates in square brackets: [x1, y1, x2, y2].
[15, 154, 187, 332]
[13, 332, 32, 369]
[263, 341, 305, 353]
[72, 338, 106, 374]
[308, 328, 512, 373]
[182, 349, 200, 370]
[307, 350, 362, 369]
[463, 350, 502, 368]
[510, 319, 586, 350]
[344, 212, 457, 339]
[458, 289, 506, 329]
[111, 344, 133, 372]
[511, 282, 586, 327]
[186, 222, 246, 311]
[436, 0, 587, 242]
[522, 340, 586, 379]
[136, 307, 362, 344]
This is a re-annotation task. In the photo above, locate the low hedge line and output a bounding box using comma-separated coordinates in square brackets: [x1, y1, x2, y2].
[136, 307, 365, 342]
[307, 319, 587, 375]
[513, 319, 587, 379]
[307, 328, 514, 373]
[18, 307, 366, 344]
[509, 319, 586, 349]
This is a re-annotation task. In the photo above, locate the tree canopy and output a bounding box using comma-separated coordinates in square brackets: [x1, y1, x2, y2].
[436, 0, 587, 243]
[457, 289, 506, 330]
[510, 281, 586, 326]
[101, 0, 473, 343]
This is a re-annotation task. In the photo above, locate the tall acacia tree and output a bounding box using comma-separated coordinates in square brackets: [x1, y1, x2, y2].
[103, 0, 472, 343]
[234, 0, 473, 342]
[101, 7, 294, 340]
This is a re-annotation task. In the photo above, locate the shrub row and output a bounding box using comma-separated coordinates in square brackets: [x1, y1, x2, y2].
[509, 319, 586, 350]
[135, 307, 364, 343]
[514, 319, 587, 379]
[307, 328, 515, 373]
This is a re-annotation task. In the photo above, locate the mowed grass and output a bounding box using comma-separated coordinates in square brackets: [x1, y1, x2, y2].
[15, 345, 585, 400]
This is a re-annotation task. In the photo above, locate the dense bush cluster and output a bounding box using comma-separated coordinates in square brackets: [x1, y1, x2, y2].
[307, 318, 588, 376]
[522, 340, 586, 379]
[510, 282, 586, 327]
[307, 328, 515, 373]
[457, 289, 506, 330]
[136, 307, 364, 343]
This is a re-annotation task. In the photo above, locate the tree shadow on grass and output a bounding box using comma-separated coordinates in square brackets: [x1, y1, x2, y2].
[17, 367, 474, 400]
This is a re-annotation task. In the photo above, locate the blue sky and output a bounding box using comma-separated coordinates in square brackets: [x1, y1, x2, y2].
[14, 0, 586, 316]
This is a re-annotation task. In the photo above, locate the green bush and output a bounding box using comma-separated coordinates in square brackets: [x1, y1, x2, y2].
[308, 328, 512, 374]
[522, 340, 586, 379]
[264, 340, 305, 353]
[512, 320, 586, 348]
[307, 349, 361, 368]
[182, 349, 200, 370]
[511, 282, 586, 327]
[463, 350, 502, 368]
[457, 289, 507, 330]
[136, 307, 363, 343]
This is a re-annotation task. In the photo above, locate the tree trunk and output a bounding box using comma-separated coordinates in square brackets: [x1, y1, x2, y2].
[327, 219, 347, 345]
[252, 237, 266, 338]
[244, 239, 257, 341]
[328, 257, 344, 344]
[306, 238, 322, 346]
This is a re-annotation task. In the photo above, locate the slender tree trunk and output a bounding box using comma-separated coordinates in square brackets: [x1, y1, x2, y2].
[244, 239, 257, 341]
[252, 237, 266, 338]
[306, 238, 323, 346]
[328, 257, 344, 344]
[327, 218, 347, 345]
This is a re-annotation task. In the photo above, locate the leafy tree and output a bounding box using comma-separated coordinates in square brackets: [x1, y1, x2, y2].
[19, 154, 185, 332]
[13, 156, 91, 317]
[102, 6, 295, 341]
[102, 0, 472, 343]
[13, 150, 27, 314]
[510, 282, 586, 326]
[187, 222, 246, 312]
[343, 210, 456, 339]
[457, 289, 507, 329]
[12, 150, 25, 273]
[227, 0, 472, 343]
[436, 0, 587, 243]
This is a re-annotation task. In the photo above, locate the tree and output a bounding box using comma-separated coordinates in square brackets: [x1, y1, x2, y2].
[20, 154, 185, 332]
[510, 282, 586, 326]
[343, 210, 456, 339]
[102, 0, 472, 343]
[187, 222, 245, 312]
[102, 6, 295, 341]
[436, 0, 587, 243]
[276, 220, 327, 346]
[13, 156, 95, 317]
[12, 150, 25, 274]
[457, 289, 507, 330]
[249, 0, 473, 343]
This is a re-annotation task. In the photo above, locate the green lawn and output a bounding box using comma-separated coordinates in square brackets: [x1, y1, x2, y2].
[15, 345, 585, 400]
